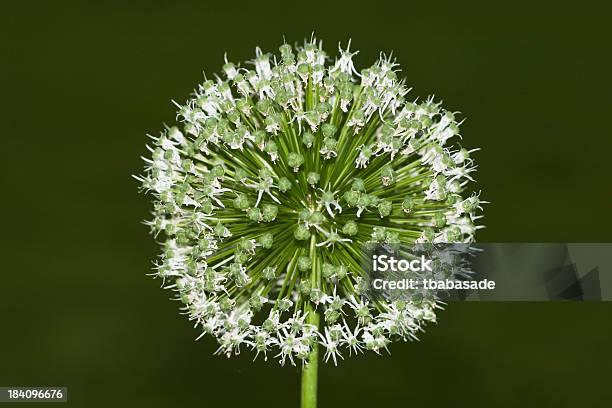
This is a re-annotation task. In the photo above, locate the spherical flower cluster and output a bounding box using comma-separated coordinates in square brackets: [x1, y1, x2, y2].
[137, 37, 483, 365]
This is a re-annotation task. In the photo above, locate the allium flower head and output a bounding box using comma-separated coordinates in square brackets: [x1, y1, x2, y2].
[137, 37, 483, 365]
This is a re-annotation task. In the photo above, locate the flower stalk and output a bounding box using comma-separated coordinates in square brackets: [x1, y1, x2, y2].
[301, 307, 319, 408]
[301, 235, 320, 407]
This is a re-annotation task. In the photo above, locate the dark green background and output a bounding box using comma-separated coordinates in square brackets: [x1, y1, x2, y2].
[3, 1, 612, 407]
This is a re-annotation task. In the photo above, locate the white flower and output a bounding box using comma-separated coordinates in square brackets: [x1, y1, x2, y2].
[138, 37, 483, 366]
[330, 40, 360, 76]
[320, 327, 344, 365]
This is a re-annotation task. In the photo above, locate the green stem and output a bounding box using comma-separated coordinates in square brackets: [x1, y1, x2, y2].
[300, 308, 319, 408]
[301, 235, 320, 408]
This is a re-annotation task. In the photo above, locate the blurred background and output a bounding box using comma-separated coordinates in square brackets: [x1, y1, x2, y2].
[2, 1, 612, 406]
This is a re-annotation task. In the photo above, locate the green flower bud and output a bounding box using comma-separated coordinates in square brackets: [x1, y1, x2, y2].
[358, 194, 378, 209]
[343, 190, 360, 206]
[265, 140, 278, 154]
[351, 178, 365, 191]
[262, 317, 275, 332]
[378, 199, 393, 217]
[321, 123, 337, 138]
[308, 211, 325, 225]
[258, 232, 274, 249]
[381, 165, 395, 186]
[297, 256, 312, 272]
[323, 137, 337, 151]
[277, 298, 293, 312]
[329, 326, 343, 341]
[402, 196, 415, 213]
[309, 288, 322, 304]
[235, 98, 250, 114]
[442, 153, 455, 169]
[165, 223, 176, 236]
[247, 207, 262, 222]
[253, 130, 266, 146]
[420, 115, 432, 127]
[233, 193, 251, 210]
[342, 221, 358, 236]
[446, 193, 462, 205]
[299, 280, 311, 295]
[219, 298, 234, 313]
[234, 168, 248, 182]
[302, 132, 314, 147]
[249, 294, 264, 312]
[239, 239, 255, 252]
[222, 130, 236, 145]
[214, 222, 227, 237]
[262, 204, 278, 222]
[294, 225, 311, 240]
[322, 263, 336, 279]
[198, 238, 210, 252]
[307, 172, 320, 186]
[176, 231, 189, 246]
[445, 226, 462, 242]
[421, 228, 435, 242]
[274, 89, 289, 106]
[181, 159, 194, 173]
[278, 177, 292, 193]
[372, 226, 387, 242]
[262, 266, 277, 280]
[317, 102, 332, 117]
[297, 63, 310, 76]
[186, 261, 197, 277]
[385, 232, 400, 251]
[287, 152, 305, 171]
[226, 110, 240, 124]
[449, 123, 460, 135]
[201, 198, 213, 214]
[279, 43, 293, 57]
[179, 292, 190, 305]
[234, 252, 249, 264]
[256, 99, 273, 115]
[462, 196, 480, 213]
[304, 111, 319, 126]
[336, 265, 348, 280]
[433, 212, 446, 228]
[324, 309, 341, 324]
